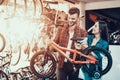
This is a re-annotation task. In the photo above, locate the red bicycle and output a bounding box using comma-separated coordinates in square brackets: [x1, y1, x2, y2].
[30, 40, 112, 79]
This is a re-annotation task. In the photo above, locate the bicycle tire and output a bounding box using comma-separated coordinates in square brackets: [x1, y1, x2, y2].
[39, 0, 43, 15]
[33, 0, 43, 16]
[10, 45, 21, 66]
[0, 70, 9, 80]
[0, 33, 6, 52]
[83, 46, 112, 79]
[30, 50, 56, 78]
[33, 0, 36, 16]
[14, 0, 16, 12]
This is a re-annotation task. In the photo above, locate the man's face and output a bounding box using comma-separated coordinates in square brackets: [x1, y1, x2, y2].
[68, 13, 78, 27]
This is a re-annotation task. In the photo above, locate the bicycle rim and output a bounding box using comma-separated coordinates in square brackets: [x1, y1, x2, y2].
[10, 45, 21, 66]
[0, 33, 6, 52]
[30, 50, 56, 78]
[26, 0, 43, 17]
[35, 0, 43, 16]
[0, 70, 9, 80]
[83, 46, 112, 78]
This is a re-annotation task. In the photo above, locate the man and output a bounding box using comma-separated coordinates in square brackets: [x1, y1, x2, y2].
[54, 7, 87, 80]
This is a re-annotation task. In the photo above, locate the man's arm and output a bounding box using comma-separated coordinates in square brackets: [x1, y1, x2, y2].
[54, 27, 62, 44]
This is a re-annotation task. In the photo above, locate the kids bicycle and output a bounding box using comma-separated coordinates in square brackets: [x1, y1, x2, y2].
[30, 40, 112, 79]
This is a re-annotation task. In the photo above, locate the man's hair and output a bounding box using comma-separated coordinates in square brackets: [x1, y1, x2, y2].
[68, 7, 80, 16]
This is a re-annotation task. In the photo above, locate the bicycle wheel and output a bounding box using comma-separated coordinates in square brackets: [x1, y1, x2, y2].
[27, 0, 43, 17]
[0, 33, 6, 52]
[83, 46, 112, 79]
[10, 45, 21, 66]
[39, 0, 44, 15]
[0, 70, 9, 80]
[30, 50, 56, 78]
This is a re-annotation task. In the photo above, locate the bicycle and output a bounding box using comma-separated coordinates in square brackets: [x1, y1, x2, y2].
[0, 33, 8, 79]
[110, 29, 120, 45]
[9, 66, 35, 80]
[0, 54, 11, 80]
[2, 0, 43, 18]
[3, 36, 21, 66]
[9, 43, 21, 66]
[30, 40, 112, 79]
[0, 33, 6, 53]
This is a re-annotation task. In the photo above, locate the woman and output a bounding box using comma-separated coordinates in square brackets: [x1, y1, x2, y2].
[82, 20, 109, 80]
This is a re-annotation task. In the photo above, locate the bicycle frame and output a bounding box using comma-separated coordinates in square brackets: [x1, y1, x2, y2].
[49, 41, 97, 64]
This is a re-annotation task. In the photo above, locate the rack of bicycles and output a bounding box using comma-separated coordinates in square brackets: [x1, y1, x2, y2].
[0, 54, 56, 80]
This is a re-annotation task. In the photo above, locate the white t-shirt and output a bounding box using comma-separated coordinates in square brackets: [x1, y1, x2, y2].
[64, 31, 74, 62]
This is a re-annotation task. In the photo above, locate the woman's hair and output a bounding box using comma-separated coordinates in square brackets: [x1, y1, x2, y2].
[68, 7, 80, 16]
[98, 20, 109, 43]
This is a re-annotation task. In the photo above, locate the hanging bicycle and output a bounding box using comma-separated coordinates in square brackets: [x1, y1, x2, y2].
[0, 54, 10, 80]
[0, 33, 6, 53]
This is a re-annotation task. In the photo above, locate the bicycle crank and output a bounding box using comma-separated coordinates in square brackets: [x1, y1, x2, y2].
[93, 71, 101, 79]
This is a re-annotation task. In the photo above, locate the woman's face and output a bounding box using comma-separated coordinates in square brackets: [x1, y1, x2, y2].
[92, 21, 100, 34]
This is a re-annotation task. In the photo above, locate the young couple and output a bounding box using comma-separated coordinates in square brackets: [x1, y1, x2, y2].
[54, 7, 109, 80]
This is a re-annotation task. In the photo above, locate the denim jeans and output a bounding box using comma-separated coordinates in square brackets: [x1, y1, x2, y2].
[57, 62, 79, 80]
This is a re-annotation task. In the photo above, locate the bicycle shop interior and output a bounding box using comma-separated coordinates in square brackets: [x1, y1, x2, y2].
[0, 0, 120, 80]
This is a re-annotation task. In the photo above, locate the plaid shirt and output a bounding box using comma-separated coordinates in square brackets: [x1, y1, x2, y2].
[54, 26, 87, 68]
